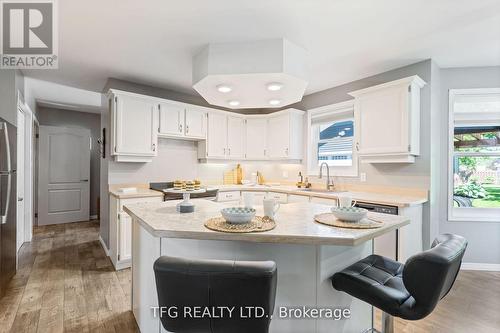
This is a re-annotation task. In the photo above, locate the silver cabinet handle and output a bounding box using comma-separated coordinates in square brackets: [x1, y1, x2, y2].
[179, 124, 183, 133]
[80, 179, 89, 182]
[228, 148, 231, 155]
[0, 173, 11, 225]
[223, 148, 226, 155]
[152, 143, 156, 152]
[18, 197, 23, 202]
[186, 125, 189, 134]
[356, 142, 360, 151]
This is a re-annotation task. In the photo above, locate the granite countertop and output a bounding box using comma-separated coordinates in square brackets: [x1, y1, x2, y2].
[123, 200, 410, 246]
[210, 184, 427, 207]
[109, 187, 164, 199]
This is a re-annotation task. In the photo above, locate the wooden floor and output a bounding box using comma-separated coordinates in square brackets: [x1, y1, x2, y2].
[1, 221, 499, 333]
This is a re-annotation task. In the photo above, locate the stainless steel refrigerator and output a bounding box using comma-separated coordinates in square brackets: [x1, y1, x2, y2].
[0, 117, 16, 298]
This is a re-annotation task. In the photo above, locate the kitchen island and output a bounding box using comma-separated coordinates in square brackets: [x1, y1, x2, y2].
[125, 200, 410, 333]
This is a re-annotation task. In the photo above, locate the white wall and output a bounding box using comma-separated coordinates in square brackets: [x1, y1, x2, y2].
[437, 66, 500, 265]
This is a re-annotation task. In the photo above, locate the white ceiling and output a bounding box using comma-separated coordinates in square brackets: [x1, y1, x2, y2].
[24, 0, 500, 100]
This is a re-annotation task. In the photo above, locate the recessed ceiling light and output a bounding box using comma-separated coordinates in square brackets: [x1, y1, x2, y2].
[267, 82, 283, 91]
[217, 84, 232, 93]
[228, 100, 240, 107]
[269, 99, 281, 106]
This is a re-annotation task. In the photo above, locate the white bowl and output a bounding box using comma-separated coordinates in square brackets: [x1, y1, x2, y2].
[331, 207, 367, 222]
[221, 207, 256, 224]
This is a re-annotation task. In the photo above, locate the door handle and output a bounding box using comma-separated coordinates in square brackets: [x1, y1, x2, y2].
[0, 173, 11, 225]
[80, 179, 89, 182]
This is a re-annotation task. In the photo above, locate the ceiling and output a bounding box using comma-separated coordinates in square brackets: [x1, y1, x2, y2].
[23, 0, 500, 102]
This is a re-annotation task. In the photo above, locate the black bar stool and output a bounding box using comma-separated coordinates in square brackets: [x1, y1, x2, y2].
[153, 256, 277, 333]
[332, 234, 467, 333]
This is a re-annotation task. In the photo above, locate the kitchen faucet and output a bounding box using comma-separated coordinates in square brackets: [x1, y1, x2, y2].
[319, 162, 335, 191]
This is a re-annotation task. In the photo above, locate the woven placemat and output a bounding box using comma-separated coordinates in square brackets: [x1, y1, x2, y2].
[314, 213, 383, 229]
[205, 216, 276, 233]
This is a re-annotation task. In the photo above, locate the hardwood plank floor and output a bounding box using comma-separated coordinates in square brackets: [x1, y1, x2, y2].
[0, 221, 138, 333]
[1, 221, 499, 332]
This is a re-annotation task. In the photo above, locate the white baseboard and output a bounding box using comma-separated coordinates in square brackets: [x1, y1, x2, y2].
[99, 234, 110, 256]
[90, 214, 98, 220]
[461, 262, 500, 271]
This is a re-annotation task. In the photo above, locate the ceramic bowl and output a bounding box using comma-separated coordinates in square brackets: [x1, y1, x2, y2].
[331, 207, 368, 222]
[221, 207, 256, 224]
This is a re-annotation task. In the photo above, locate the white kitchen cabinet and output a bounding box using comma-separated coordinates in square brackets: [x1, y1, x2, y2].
[310, 196, 338, 206]
[158, 101, 184, 137]
[267, 109, 304, 160]
[216, 191, 241, 203]
[287, 194, 310, 203]
[242, 191, 267, 205]
[109, 90, 158, 162]
[245, 118, 268, 159]
[158, 102, 206, 140]
[185, 107, 206, 139]
[349, 75, 426, 163]
[267, 192, 288, 204]
[227, 116, 245, 159]
[203, 112, 227, 158]
[109, 194, 163, 270]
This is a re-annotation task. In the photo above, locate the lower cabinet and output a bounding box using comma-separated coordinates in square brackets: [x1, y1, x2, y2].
[287, 194, 310, 203]
[310, 197, 338, 206]
[109, 194, 163, 270]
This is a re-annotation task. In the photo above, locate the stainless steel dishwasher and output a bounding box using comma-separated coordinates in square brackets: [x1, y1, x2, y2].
[355, 202, 400, 261]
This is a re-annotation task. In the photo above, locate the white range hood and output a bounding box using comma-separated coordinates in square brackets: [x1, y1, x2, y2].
[192, 38, 308, 109]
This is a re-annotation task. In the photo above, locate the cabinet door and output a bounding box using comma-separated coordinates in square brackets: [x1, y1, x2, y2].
[355, 86, 409, 154]
[185, 108, 206, 139]
[267, 114, 290, 158]
[114, 94, 157, 156]
[227, 116, 245, 159]
[159, 102, 184, 137]
[118, 212, 132, 261]
[206, 113, 227, 158]
[245, 118, 268, 159]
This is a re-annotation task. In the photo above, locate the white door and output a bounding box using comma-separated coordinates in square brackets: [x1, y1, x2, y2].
[159, 102, 184, 137]
[113, 94, 157, 156]
[38, 126, 90, 225]
[267, 114, 289, 158]
[206, 113, 227, 158]
[245, 118, 268, 159]
[16, 108, 25, 251]
[227, 116, 245, 159]
[185, 108, 206, 139]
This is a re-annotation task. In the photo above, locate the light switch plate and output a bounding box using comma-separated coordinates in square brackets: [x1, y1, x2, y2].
[360, 172, 367, 182]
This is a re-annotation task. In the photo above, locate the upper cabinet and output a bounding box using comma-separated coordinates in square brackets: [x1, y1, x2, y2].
[199, 109, 304, 162]
[158, 102, 206, 140]
[267, 110, 304, 160]
[109, 90, 158, 162]
[226, 116, 245, 159]
[245, 118, 268, 159]
[349, 75, 426, 163]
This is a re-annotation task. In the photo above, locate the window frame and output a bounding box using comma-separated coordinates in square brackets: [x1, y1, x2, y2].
[448, 88, 500, 222]
[307, 100, 359, 177]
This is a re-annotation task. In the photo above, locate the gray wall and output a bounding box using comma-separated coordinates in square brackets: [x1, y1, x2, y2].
[438, 66, 500, 264]
[37, 107, 101, 217]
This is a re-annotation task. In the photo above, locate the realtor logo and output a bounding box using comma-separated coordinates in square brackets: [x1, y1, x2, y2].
[1, 0, 58, 68]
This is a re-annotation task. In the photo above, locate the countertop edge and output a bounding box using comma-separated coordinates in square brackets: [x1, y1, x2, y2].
[123, 205, 411, 247]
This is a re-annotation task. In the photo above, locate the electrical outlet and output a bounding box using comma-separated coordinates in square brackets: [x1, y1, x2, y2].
[282, 171, 289, 178]
[360, 172, 367, 182]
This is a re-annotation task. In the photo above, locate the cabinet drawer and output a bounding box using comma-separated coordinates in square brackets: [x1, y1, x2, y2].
[288, 194, 310, 203]
[267, 192, 288, 204]
[217, 191, 241, 202]
[119, 196, 163, 212]
[242, 191, 267, 205]
[310, 197, 338, 206]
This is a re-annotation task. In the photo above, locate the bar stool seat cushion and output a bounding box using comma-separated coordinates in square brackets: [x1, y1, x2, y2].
[332, 255, 414, 317]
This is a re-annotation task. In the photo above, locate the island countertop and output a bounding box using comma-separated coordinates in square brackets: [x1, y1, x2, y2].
[123, 200, 410, 246]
